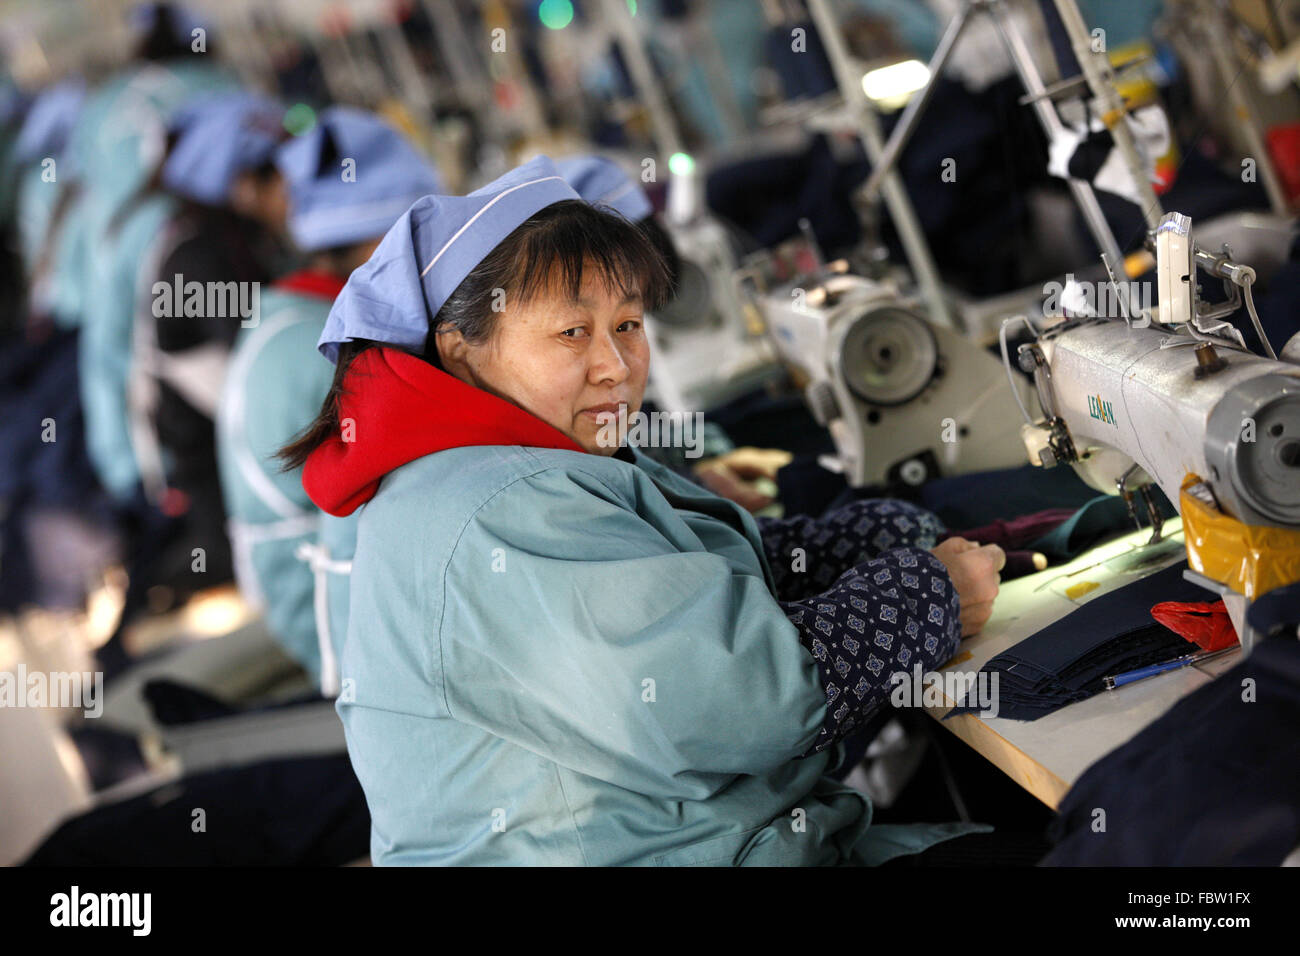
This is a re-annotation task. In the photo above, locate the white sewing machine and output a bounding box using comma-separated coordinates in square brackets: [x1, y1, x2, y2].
[757, 262, 1036, 489]
[643, 167, 783, 414]
[1011, 212, 1300, 647]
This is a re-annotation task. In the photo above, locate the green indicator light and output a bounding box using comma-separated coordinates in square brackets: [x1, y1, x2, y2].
[668, 152, 695, 177]
[283, 103, 317, 136]
[538, 0, 574, 29]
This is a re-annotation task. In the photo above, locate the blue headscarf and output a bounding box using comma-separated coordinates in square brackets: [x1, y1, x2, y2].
[161, 92, 284, 205]
[556, 155, 652, 222]
[13, 80, 86, 164]
[317, 155, 580, 363]
[275, 106, 442, 254]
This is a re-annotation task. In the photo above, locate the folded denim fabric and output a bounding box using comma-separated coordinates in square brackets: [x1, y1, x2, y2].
[948, 561, 1206, 721]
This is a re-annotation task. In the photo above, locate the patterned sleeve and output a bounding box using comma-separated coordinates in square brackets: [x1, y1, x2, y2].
[758, 498, 946, 602]
[780, 546, 963, 757]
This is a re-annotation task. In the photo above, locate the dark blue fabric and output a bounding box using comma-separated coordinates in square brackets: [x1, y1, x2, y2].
[704, 75, 1047, 295]
[916, 463, 1106, 531]
[785, 547, 962, 756]
[1247, 580, 1300, 641]
[0, 327, 117, 611]
[22, 753, 369, 866]
[1035, 0, 1083, 84]
[1024, 489, 1173, 562]
[949, 561, 1207, 721]
[1092, 147, 1271, 255]
[764, 21, 836, 100]
[1043, 634, 1300, 865]
[1244, 234, 1300, 358]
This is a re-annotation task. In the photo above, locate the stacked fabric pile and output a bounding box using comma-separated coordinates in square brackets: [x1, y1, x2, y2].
[949, 561, 1216, 721]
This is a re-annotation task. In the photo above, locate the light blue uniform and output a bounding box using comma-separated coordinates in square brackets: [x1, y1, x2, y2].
[316, 511, 356, 688]
[340, 444, 978, 865]
[311, 155, 665, 685]
[14, 164, 65, 319]
[313, 157, 981, 864]
[11, 80, 85, 326]
[217, 288, 334, 685]
[82, 193, 178, 499]
[65, 60, 237, 498]
[215, 106, 442, 686]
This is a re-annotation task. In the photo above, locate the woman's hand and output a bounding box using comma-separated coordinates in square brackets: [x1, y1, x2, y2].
[928, 537, 1005, 637]
[692, 447, 793, 512]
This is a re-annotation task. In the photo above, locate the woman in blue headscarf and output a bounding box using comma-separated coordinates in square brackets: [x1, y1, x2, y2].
[283, 156, 1004, 866]
[217, 106, 443, 692]
[96, 91, 289, 673]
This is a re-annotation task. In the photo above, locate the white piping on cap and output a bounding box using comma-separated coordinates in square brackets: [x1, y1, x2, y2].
[419, 176, 565, 278]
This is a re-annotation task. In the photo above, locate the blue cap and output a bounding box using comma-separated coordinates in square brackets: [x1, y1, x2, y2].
[317, 155, 580, 363]
[14, 80, 85, 164]
[556, 155, 652, 222]
[275, 106, 442, 253]
[161, 93, 284, 205]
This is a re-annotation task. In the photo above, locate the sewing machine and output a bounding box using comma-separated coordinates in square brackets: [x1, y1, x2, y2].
[643, 167, 783, 414]
[1012, 211, 1300, 648]
[757, 261, 1036, 488]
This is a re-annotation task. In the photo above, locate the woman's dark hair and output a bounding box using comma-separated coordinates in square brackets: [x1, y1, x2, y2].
[277, 199, 671, 470]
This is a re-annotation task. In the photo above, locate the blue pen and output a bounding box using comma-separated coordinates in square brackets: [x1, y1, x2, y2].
[1103, 646, 1238, 690]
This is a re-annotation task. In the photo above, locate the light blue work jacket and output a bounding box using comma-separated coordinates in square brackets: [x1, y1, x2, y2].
[339, 444, 986, 865]
[217, 289, 335, 684]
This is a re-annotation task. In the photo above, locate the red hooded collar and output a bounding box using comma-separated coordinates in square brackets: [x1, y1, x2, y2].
[275, 269, 348, 301]
[302, 347, 585, 516]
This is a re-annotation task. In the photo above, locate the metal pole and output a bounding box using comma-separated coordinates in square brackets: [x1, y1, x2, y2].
[376, 20, 436, 116]
[339, 29, 388, 106]
[602, 0, 687, 158]
[1051, 0, 1163, 228]
[806, 0, 956, 330]
[420, 0, 487, 108]
[483, 0, 548, 139]
[860, 0, 979, 204]
[1198, 0, 1290, 214]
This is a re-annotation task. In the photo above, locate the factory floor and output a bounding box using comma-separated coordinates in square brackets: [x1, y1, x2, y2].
[0, 579, 259, 865]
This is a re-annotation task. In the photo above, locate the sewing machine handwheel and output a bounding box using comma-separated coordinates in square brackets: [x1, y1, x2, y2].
[839, 306, 938, 406]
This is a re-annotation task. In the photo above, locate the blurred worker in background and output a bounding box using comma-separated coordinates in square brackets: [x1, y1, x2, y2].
[217, 106, 442, 692]
[67, 3, 238, 499]
[0, 79, 121, 614]
[94, 90, 289, 675]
